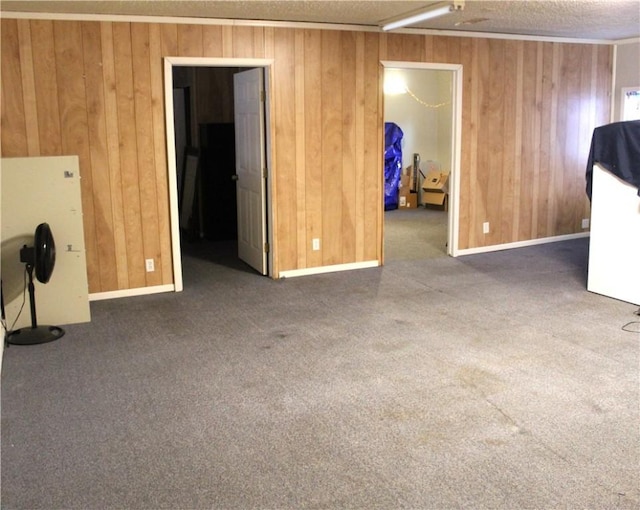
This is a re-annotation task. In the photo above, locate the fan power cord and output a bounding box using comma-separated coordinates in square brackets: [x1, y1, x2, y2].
[3, 267, 28, 337]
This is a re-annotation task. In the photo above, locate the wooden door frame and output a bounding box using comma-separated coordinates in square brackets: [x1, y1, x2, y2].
[163, 57, 274, 291]
[380, 61, 463, 257]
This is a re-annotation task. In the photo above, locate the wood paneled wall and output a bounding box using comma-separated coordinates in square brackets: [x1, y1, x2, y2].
[1, 19, 173, 293]
[381, 34, 612, 247]
[1, 19, 612, 293]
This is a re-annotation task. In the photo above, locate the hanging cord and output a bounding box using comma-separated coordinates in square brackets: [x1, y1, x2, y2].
[621, 307, 640, 334]
[405, 87, 450, 109]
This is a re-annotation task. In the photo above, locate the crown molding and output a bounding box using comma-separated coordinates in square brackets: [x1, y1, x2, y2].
[615, 37, 640, 45]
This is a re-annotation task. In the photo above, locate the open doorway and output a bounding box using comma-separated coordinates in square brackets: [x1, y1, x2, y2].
[164, 57, 273, 291]
[381, 62, 462, 261]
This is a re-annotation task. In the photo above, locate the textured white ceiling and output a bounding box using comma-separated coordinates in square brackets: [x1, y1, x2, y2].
[2, 0, 639, 40]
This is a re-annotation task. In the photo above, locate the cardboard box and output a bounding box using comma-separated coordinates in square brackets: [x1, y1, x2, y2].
[421, 170, 449, 208]
[399, 174, 411, 191]
[422, 170, 449, 193]
[422, 191, 447, 207]
[404, 165, 418, 192]
[399, 193, 417, 209]
[398, 192, 418, 209]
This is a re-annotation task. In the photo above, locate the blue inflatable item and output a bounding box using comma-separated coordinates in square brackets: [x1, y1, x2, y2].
[384, 122, 404, 210]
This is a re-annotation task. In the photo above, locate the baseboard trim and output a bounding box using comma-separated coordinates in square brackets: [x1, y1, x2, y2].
[455, 232, 590, 256]
[279, 260, 379, 278]
[89, 284, 176, 301]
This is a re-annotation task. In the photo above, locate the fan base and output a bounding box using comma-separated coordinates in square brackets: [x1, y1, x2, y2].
[6, 325, 65, 345]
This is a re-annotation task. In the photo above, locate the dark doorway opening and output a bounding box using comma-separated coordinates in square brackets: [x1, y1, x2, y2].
[172, 67, 240, 245]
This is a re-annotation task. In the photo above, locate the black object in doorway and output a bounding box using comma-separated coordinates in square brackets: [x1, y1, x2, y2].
[199, 123, 238, 242]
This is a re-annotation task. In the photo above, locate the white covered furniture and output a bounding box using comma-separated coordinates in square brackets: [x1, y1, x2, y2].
[586, 121, 640, 306]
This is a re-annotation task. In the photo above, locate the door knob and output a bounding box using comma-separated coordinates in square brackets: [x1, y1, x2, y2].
[231, 174, 239, 181]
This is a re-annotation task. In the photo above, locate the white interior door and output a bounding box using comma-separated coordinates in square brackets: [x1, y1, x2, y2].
[234, 68, 267, 275]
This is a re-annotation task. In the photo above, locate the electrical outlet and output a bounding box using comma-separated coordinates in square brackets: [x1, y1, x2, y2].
[145, 258, 155, 272]
[312, 238, 320, 251]
[581, 218, 590, 229]
[482, 222, 490, 234]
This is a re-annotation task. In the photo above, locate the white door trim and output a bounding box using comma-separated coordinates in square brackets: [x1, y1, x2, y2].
[164, 56, 274, 291]
[381, 61, 463, 257]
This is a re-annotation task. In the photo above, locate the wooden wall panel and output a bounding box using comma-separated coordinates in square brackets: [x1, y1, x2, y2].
[500, 40, 518, 244]
[1, 18, 613, 293]
[446, 37, 461, 65]
[555, 44, 580, 235]
[432, 35, 450, 63]
[100, 22, 129, 289]
[131, 24, 163, 287]
[272, 28, 297, 272]
[31, 20, 62, 156]
[293, 29, 307, 268]
[202, 25, 223, 56]
[475, 38, 491, 244]
[595, 46, 613, 127]
[177, 24, 203, 57]
[222, 26, 234, 57]
[466, 39, 481, 248]
[113, 23, 146, 289]
[1, 19, 27, 157]
[54, 21, 101, 291]
[341, 31, 357, 263]
[363, 32, 383, 262]
[518, 41, 538, 241]
[486, 39, 506, 246]
[536, 42, 554, 239]
[385, 33, 423, 62]
[16, 20, 39, 156]
[457, 37, 473, 246]
[161, 24, 178, 55]
[233, 26, 263, 58]
[321, 31, 343, 266]
[303, 29, 323, 268]
[149, 24, 173, 285]
[82, 21, 118, 292]
[575, 44, 595, 230]
[354, 32, 366, 262]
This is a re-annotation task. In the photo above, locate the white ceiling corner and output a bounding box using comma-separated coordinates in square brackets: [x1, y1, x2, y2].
[1, 1, 639, 41]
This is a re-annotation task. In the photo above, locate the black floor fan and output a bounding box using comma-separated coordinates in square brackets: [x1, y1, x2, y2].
[6, 223, 65, 345]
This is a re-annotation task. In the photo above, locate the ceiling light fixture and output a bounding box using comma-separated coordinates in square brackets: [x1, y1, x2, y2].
[381, 1, 465, 32]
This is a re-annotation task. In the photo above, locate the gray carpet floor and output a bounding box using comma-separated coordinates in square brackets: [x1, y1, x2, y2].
[1, 230, 639, 509]
[384, 207, 448, 260]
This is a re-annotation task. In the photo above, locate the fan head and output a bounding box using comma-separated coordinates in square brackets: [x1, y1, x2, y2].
[34, 222, 56, 283]
[6, 222, 65, 345]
